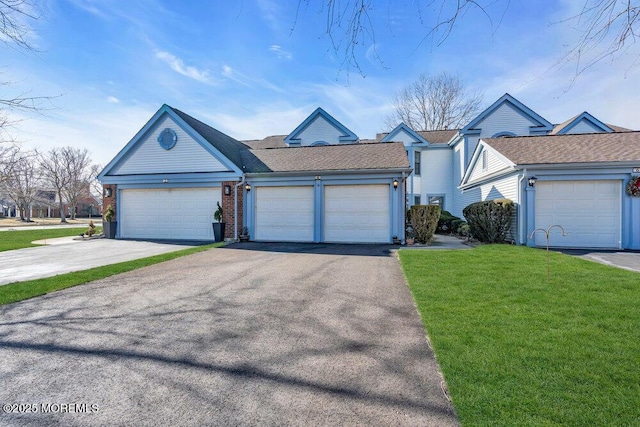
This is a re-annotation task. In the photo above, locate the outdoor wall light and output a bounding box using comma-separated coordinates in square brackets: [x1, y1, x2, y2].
[245, 183, 251, 192]
[528, 176, 538, 187]
[224, 185, 231, 195]
[393, 179, 399, 189]
[104, 188, 112, 197]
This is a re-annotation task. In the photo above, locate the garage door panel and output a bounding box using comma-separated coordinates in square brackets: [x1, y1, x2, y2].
[324, 184, 390, 243]
[121, 188, 219, 240]
[535, 180, 620, 248]
[255, 186, 314, 242]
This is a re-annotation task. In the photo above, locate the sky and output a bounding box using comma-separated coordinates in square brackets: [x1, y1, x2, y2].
[2, 0, 640, 164]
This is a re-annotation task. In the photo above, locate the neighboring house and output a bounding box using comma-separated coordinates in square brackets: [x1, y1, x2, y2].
[98, 106, 410, 243]
[99, 93, 640, 249]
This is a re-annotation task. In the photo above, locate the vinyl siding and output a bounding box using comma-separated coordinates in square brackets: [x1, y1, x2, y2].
[476, 102, 540, 137]
[467, 148, 511, 182]
[420, 148, 453, 211]
[452, 144, 465, 216]
[296, 116, 347, 146]
[565, 120, 602, 134]
[113, 116, 230, 175]
[391, 129, 420, 146]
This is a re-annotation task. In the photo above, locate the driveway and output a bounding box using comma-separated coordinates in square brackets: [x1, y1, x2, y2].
[0, 243, 458, 426]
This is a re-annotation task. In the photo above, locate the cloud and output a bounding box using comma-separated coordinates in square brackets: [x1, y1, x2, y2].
[155, 50, 213, 84]
[221, 64, 282, 92]
[106, 96, 120, 103]
[257, 0, 281, 32]
[269, 45, 292, 60]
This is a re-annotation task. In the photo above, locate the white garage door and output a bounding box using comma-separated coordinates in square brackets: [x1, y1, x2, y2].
[535, 180, 621, 248]
[120, 188, 220, 240]
[255, 186, 314, 242]
[324, 184, 390, 243]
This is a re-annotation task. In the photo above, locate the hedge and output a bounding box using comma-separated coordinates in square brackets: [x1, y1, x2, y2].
[410, 205, 441, 244]
[462, 199, 514, 243]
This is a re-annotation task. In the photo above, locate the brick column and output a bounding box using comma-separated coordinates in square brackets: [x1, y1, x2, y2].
[221, 181, 244, 239]
[102, 184, 117, 218]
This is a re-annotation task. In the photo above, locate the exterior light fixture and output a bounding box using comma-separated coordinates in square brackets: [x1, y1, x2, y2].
[224, 185, 231, 195]
[245, 183, 251, 192]
[104, 188, 112, 197]
[393, 179, 399, 189]
[528, 176, 538, 187]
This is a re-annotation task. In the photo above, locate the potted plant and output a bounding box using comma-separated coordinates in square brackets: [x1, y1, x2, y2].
[239, 226, 250, 242]
[405, 229, 415, 246]
[103, 204, 117, 239]
[212, 201, 225, 242]
[392, 235, 401, 245]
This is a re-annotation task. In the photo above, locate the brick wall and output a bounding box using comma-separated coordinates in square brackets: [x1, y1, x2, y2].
[102, 184, 117, 220]
[221, 181, 244, 239]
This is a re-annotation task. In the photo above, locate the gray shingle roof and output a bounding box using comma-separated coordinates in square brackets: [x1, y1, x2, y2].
[375, 129, 459, 144]
[243, 142, 410, 173]
[241, 135, 288, 149]
[484, 131, 640, 165]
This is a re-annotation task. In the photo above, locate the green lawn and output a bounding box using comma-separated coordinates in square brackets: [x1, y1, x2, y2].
[0, 243, 223, 306]
[400, 245, 640, 426]
[0, 227, 97, 252]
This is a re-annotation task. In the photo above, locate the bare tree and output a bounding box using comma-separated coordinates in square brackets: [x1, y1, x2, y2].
[301, 1, 640, 78]
[39, 147, 72, 222]
[385, 72, 483, 131]
[1, 148, 39, 221]
[61, 148, 92, 220]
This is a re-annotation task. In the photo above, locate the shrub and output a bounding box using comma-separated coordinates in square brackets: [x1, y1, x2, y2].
[410, 205, 441, 244]
[437, 210, 460, 233]
[462, 198, 514, 243]
[103, 204, 115, 222]
[451, 219, 464, 233]
[214, 202, 223, 223]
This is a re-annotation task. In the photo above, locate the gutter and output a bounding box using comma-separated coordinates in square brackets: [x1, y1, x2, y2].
[244, 167, 413, 178]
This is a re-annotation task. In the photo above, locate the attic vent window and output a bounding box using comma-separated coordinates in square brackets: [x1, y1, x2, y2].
[158, 128, 178, 150]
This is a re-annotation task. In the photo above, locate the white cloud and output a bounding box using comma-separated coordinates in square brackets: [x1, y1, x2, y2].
[106, 96, 120, 103]
[269, 45, 292, 60]
[221, 64, 282, 92]
[155, 50, 213, 84]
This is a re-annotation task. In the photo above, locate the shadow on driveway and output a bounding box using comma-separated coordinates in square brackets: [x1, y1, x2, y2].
[223, 241, 399, 257]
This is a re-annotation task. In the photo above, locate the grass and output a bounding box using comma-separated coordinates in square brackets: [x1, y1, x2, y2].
[399, 245, 640, 426]
[0, 227, 99, 252]
[0, 243, 223, 306]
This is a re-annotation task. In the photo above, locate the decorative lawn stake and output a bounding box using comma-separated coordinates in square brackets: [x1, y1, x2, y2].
[528, 225, 568, 282]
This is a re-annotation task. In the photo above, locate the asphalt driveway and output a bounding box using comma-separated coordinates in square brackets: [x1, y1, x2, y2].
[0, 243, 458, 426]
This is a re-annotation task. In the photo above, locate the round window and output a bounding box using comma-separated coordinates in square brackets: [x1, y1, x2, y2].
[158, 128, 178, 150]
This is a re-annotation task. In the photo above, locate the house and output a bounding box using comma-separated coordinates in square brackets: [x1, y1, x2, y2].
[98, 106, 410, 243]
[99, 93, 640, 249]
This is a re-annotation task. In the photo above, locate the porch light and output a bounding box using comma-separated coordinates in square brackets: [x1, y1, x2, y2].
[104, 188, 112, 197]
[393, 179, 399, 189]
[245, 183, 251, 192]
[224, 185, 231, 195]
[528, 176, 538, 187]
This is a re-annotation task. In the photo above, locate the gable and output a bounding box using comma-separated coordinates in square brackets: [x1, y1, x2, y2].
[553, 112, 614, 135]
[285, 107, 358, 146]
[462, 93, 553, 137]
[461, 141, 514, 187]
[381, 123, 428, 146]
[102, 111, 235, 177]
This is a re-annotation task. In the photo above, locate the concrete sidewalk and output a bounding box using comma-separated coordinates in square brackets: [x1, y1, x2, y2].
[0, 238, 196, 285]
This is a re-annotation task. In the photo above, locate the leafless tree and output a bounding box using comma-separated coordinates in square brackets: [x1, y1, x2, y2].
[385, 72, 483, 131]
[61, 148, 93, 220]
[38, 147, 73, 222]
[301, 0, 640, 78]
[1, 148, 40, 221]
[88, 163, 103, 211]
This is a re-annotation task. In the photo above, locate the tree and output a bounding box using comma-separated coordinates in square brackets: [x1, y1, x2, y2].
[385, 72, 483, 131]
[1, 148, 40, 221]
[39, 147, 72, 222]
[61, 147, 92, 220]
[304, 1, 640, 78]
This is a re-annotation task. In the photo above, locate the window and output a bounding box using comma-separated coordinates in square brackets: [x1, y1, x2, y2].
[428, 195, 444, 207]
[414, 195, 421, 205]
[414, 151, 421, 175]
[481, 150, 488, 171]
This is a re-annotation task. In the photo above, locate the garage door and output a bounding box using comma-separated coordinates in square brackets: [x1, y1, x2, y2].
[255, 186, 314, 242]
[324, 184, 390, 243]
[120, 188, 220, 240]
[535, 180, 621, 248]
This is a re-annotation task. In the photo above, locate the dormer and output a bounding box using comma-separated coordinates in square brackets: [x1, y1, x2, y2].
[284, 107, 358, 147]
[550, 111, 614, 135]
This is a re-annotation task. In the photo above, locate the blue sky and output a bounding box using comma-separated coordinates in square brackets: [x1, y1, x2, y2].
[4, 0, 640, 163]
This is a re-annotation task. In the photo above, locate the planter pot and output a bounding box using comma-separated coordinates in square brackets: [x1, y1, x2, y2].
[406, 238, 415, 246]
[103, 221, 117, 239]
[239, 235, 249, 242]
[212, 222, 226, 242]
[392, 237, 401, 245]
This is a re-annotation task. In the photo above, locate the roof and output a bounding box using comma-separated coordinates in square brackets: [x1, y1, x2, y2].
[375, 129, 459, 144]
[241, 135, 287, 149]
[483, 131, 640, 165]
[242, 142, 410, 173]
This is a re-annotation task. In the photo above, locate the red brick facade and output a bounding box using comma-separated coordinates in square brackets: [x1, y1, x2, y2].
[102, 184, 118, 219]
[221, 181, 244, 239]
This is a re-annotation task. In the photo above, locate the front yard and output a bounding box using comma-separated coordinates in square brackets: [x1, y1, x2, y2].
[0, 227, 96, 252]
[400, 245, 640, 426]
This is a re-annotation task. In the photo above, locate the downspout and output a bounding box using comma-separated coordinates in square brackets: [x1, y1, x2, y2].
[402, 171, 406, 243]
[234, 175, 245, 241]
[518, 170, 526, 245]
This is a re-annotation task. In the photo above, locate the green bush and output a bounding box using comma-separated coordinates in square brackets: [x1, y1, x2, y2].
[450, 219, 464, 233]
[462, 199, 514, 243]
[437, 210, 460, 233]
[410, 205, 441, 244]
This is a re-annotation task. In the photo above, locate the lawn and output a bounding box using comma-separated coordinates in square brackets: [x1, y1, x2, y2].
[0, 242, 223, 306]
[0, 227, 98, 252]
[400, 245, 640, 426]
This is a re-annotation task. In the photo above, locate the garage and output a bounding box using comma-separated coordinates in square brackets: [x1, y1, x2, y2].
[324, 184, 391, 243]
[254, 186, 315, 242]
[120, 188, 220, 240]
[535, 180, 621, 248]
